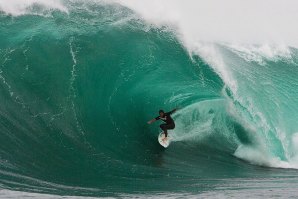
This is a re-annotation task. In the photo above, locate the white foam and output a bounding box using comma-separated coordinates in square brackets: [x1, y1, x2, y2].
[226, 44, 294, 65]
[234, 144, 296, 169]
[286, 133, 298, 168]
[188, 42, 238, 93]
[0, 189, 98, 199]
[0, 0, 68, 16]
[118, 0, 298, 48]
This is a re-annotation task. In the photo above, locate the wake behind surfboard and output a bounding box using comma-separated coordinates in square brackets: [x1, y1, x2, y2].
[158, 132, 171, 148]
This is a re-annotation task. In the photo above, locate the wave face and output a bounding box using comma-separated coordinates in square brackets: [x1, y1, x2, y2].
[1, 1, 298, 198]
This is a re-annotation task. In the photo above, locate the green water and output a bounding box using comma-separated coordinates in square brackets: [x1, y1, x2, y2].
[1, 1, 298, 198]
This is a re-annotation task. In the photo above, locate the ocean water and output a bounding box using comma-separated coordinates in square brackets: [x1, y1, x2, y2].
[1, 0, 298, 198]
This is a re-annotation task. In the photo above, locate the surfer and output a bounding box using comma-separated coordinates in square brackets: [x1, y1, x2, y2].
[147, 108, 177, 141]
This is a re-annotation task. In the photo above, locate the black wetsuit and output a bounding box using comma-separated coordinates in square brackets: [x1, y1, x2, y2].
[155, 110, 176, 137]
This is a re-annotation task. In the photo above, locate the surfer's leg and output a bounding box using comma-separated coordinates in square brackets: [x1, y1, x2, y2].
[160, 123, 175, 138]
[160, 124, 167, 137]
[164, 129, 168, 137]
[164, 124, 175, 137]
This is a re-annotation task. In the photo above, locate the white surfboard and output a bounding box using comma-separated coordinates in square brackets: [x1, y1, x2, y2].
[158, 132, 171, 148]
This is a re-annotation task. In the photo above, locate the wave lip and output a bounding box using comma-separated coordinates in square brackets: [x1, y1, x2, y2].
[118, 0, 298, 47]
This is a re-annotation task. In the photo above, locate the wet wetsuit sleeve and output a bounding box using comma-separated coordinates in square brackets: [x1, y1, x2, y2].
[167, 109, 177, 115]
[155, 116, 160, 120]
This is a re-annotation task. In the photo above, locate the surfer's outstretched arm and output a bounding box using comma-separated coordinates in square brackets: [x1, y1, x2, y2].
[168, 108, 178, 115]
[147, 118, 156, 124]
[148, 115, 161, 124]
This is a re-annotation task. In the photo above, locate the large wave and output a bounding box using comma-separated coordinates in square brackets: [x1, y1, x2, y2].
[1, 0, 298, 197]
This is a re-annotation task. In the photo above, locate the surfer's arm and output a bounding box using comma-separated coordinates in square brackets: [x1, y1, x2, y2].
[147, 116, 160, 124]
[168, 108, 178, 115]
[147, 118, 156, 124]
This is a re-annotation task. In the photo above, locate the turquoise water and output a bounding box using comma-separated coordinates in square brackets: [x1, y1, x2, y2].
[1, 1, 298, 198]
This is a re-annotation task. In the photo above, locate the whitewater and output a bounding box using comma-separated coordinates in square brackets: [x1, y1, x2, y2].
[0, 0, 298, 198]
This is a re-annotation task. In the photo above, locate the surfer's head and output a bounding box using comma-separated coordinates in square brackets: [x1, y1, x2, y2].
[159, 110, 165, 117]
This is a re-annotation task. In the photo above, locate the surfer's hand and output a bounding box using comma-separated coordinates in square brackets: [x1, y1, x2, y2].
[174, 107, 181, 112]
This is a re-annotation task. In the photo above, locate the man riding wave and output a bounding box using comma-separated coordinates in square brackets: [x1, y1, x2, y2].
[147, 108, 177, 141]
